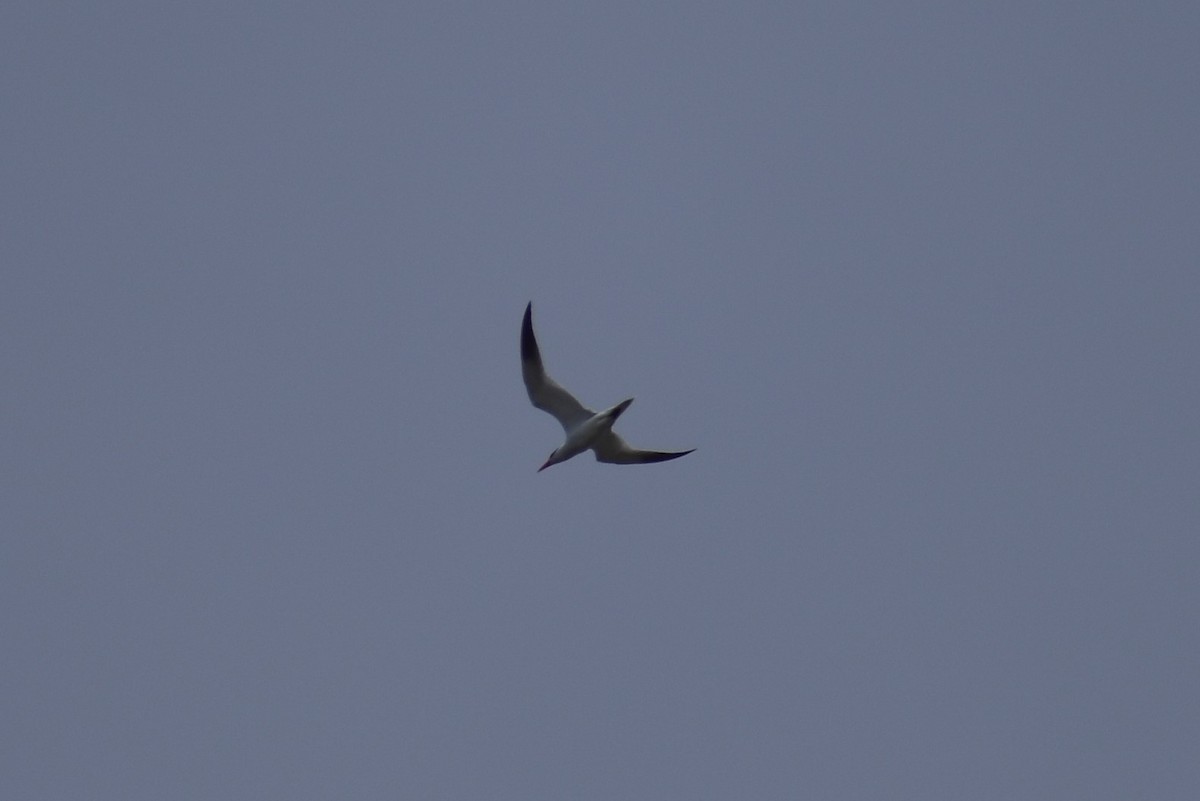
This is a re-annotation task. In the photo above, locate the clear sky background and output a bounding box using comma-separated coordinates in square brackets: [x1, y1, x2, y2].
[4, 2, 1198, 799]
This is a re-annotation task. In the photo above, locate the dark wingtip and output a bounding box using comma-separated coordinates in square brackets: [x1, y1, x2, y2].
[521, 302, 540, 364]
[637, 448, 696, 464]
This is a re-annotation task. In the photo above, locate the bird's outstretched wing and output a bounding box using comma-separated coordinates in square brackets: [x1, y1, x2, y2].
[521, 302, 594, 432]
[591, 429, 696, 465]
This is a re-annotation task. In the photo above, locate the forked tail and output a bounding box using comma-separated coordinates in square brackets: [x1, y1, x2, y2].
[607, 397, 634, 422]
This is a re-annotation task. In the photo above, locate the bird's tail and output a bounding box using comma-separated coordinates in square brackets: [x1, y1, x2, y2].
[606, 397, 634, 422]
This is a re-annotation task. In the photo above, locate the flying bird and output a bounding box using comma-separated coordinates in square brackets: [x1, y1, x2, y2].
[521, 302, 695, 471]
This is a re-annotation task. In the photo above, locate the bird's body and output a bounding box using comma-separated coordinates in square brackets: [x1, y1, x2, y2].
[521, 302, 695, 471]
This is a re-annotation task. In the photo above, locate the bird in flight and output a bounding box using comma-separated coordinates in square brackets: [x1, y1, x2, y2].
[521, 302, 695, 472]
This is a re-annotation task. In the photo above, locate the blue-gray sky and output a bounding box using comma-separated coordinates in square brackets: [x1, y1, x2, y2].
[4, 2, 1198, 798]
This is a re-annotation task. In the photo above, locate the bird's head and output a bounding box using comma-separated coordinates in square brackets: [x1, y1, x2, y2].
[537, 449, 560, 472]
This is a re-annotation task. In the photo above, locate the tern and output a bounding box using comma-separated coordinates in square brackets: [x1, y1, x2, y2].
[521, 302, 695, 472]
